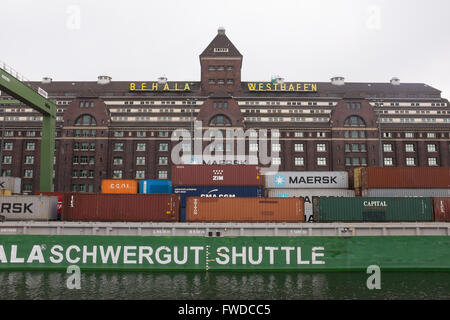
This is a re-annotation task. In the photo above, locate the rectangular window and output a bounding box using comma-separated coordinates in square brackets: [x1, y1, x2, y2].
[360, 144, 367, 152]
[81, 142, 89, 150]
[383, 144, 393, 152]
[5, 131, 14, 137]
[79, 184, 86, 192]
[345, 157, 351, 166]
[405, 132, 414, 138]
[427, 133, 435, 138]
[26, 131, 35, 137]
[136, 143, 146, 151]
[137, 131, 146, 137]
[26, 142, 35, 151]
[294, 157, 304, 166]
[113, 170, 123, 179]
[384, 158, 393, 166]
[71, 184, 78, 192]
[383, 132, 392, 138]
[2, 156, 12, 164]
[80, 156, 88, 164]
[114, 143, 124, 151]
[272, 144, 281, 152]
[428, 158, 437, 166]
[73, 156, 78, 164]
[405, 144, 414, 152]
[90, 143, 96, 151]
[351, 144, 359, 152]
[352, 158, 360, 166]
[427, 144, 436, 152]
[294, 144, 304, 152]
[317, 157, 327, 166]
[4, 142, 13, 151]
[89, 170, 95, 178]
[1, 169, 12, 177]
[406, 158, 415, 166]
[25, 156, 34, 164]
[136, 156, 146, 165]
[113, 157, 123, 165]
[317, 144, 326, 152]
[158, 170, 168, 179]
[317, 132, 326, 138]
[24, 169, 33, 178]
[249, 143, 258, 152]
[114, 131, 124, 137]
[361, 158, 367, 166]
[159, 157, 168, 165]
[136, 170, 145, 179]
[159, 131, 169, 137]
[159, 143, 169, 151]
[272, 157, 281, 165]
[294, 132, 303, 137]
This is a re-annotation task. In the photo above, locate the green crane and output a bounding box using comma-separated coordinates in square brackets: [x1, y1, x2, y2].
[0, 64, 56, 192]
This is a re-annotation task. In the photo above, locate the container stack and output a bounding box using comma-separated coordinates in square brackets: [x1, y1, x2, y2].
[173, 165, 288, 222]
[354, 167, 450, 197]
[264, 171, 355, 222]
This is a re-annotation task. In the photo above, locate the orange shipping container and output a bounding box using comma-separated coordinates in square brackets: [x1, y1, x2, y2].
[101, 180, 138, 194]
[433, 198, 450, 222]
[186, 197, 304, 222]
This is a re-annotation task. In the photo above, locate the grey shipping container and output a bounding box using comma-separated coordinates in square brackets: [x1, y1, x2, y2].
[362, 189, 450, 197]
[267, 189, 355, 222]
[264, 171, 348, 189]
[0, 195, 58, 221]
[0, 177, 21, 194]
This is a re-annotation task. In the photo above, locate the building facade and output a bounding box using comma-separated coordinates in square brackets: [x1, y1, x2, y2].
[0, 27, 449, 193]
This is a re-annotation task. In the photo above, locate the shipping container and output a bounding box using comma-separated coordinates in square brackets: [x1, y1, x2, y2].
[0, 190, 12, 196]
[312, 197, 433, 222]
[433, 198, 450, 222]
[139, 180, 172, 194]
[172, 165, 264, 186]
[35, 192, 72, 221]
[0, 195, 57, 221]
[266, 189, 355, 222]
[264, 171, 348, 189]
[185, 197, 304, 222]
[356, 167, 450, 189]
[362, 189, 450, 197]
[62, 194, 180, 222]
[101, 180, 138, 194]
[353, 168, 362, 189]
[174, 186, 264, 221]
[0, 177, 21, 194]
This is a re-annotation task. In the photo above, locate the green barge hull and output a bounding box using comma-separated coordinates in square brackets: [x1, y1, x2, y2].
[1, 234, 450, 272]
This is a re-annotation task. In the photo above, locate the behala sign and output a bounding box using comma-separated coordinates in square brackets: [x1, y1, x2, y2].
[129, 82, 191, 91]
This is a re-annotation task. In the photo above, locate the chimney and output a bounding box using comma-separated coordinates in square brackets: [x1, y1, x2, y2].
[331, 76, 345, 86]
[97, 75, 111, 85]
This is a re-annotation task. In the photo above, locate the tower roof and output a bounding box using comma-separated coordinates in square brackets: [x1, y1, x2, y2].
[200, 27, 242, 58]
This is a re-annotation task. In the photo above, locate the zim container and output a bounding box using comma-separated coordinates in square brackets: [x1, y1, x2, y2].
[139, 180, 172, 194]
[362, 188, 450, 198]
[312, 197, 433, 222]
[356, 167, 450, 189]
[101, 180, 138, 194]
[433, 198, 450, 222]
[264, 171, 349, 189]
[62, 193, 180, 222]
[0, 195, 57, 221]
[0, 177, 21, 194]
[266, 188, 355, 222]
[185, 197, 304, 222]
[172, 165, 264, 187]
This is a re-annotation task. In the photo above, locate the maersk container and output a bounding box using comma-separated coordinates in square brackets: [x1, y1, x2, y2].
[0, 177, 21, 194]
[356, 167, 450, 189]
[264, 171, 348, 189]
[139, 180, 172, 194]
[185, 197, 304, 222]
[62, 194, 180, 222]
[433, 198, 450, 222]
[266, 189, 355, 222]
[174, 186, 264, 221]
[312, 197, 433, 222]
[362, 189, 450, 197]
[0, 195, 57, 221]
[172, 165, 264, 187]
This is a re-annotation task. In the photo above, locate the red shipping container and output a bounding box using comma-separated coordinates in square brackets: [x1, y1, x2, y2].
[62, 194, 180, 222]
[172, 165, 264, 187]
[433, 198, 450, 222]
[185, 197, 304, 222]
[361, 167, 450, 189]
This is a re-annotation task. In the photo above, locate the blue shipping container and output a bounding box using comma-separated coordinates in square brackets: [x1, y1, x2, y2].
[139, 180, 172, 194]
[174, 186, 265, 221]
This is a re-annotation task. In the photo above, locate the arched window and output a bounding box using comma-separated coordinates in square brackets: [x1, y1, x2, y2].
[75, 114, 97, 126]
[344, 116, 365, 127]
[209, 114, 231, 126]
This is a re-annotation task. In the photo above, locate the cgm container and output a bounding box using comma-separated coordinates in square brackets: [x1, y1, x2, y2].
[101, 180, 138, 194]
[139, 180, 172, 194]
[266, 189, 355, 222]
[312, 197, 433, 222]
[264, 171, 348, 189]
[433, 198, 450, 222]
[0, 177, 21, 194]
[355, 167, 450, 189]
[0, 195, 58, 221]
[62, 194, 180, 222]
[185, 197, 304, 222]
[362, 189, 450, 197]
[172, 165, 264, 187]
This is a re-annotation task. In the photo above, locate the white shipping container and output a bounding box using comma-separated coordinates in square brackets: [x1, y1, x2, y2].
[0, 177, 21, 194]
[267, 188, 355, 222]
[0, 195, 57, 221]
[362, 189, 450, 197]
[264, 172, 348, 189]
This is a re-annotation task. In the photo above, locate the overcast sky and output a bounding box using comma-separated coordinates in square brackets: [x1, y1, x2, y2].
[1, 0, 449, 98]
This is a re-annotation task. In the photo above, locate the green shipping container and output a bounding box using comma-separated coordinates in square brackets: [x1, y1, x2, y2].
[312, 197, 433, 222]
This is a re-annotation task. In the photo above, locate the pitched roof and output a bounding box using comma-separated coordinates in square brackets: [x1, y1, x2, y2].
[200, 27, 242, 58]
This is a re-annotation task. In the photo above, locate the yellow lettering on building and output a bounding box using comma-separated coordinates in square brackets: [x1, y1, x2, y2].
[163, 83, 170, 91]
[248, 83, 257, 91]
[280, 84, 286, 91]
[288, 84, 294, 91]
[258, 83, 263, 91]
[184, 83, 191, 91]
[296, 83, 302, 91]
[304, 84, 310, 91]
[152, 82, 158, 90]
[175, 83, 179, 91]
[141, 83, 147, 90]
[130, 83, 136, 91]
[266, 83, 272, 91]
[274, 83, 279, 91]
[311, 83, 317, 91]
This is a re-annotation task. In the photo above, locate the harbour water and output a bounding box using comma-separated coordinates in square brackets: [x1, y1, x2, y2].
[1, 271, 449, 300]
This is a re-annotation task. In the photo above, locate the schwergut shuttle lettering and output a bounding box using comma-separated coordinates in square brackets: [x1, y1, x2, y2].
[0, 245, 325, 266]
